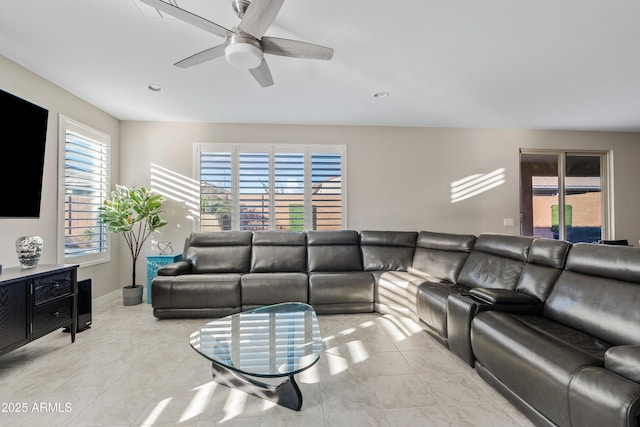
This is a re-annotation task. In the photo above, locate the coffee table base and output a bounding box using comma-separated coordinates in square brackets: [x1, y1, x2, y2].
[211, 362, 303, 411]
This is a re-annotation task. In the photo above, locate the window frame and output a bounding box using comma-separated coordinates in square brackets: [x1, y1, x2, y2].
[519, 148, 613, 242]
[57, 115, 111, 266]
[194, 143, 347, 231]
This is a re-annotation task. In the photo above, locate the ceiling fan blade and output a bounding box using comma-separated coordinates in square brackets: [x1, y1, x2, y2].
[141, 0, 232, 39]
[174, 44, 226, 68]
[261, 37, 333, 60]
[238, 0, 284, 39]
[249, 59, 274, 87]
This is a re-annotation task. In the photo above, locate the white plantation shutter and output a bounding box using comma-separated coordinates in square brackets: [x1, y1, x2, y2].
[59, 116, 110, 264]
[275, 152, 304, 230]
[238, 151, 270, 230]
[196, 144, 345, 231]
[311, 153, 343, 230]
[200, 152, 233, 230]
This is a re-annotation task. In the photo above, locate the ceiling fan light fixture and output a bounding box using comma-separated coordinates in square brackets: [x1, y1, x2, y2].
[225, 37, 263, 69]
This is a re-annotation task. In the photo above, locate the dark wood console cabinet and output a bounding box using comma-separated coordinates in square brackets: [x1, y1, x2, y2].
[0, 264, 78, 357]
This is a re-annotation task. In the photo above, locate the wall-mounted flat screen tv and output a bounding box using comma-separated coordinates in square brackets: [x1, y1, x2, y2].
[0, 89, 49, 218]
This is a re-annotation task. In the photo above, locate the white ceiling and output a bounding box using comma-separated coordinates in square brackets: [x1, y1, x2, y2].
[2, 0, 640, 131]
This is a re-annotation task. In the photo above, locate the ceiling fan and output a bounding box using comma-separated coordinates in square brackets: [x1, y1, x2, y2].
[141, 0, 334, 87]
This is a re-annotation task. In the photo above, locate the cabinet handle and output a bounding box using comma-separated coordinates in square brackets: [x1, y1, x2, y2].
[50, 311, 60, 317]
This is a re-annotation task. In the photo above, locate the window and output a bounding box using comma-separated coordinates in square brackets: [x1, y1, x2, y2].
[58, 115, 111, 265]
[196, 144, 346, 231]
[519, 149, 611, 243]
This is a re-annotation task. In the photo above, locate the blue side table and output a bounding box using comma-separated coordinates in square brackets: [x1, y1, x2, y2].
[146, 254, 182, 304]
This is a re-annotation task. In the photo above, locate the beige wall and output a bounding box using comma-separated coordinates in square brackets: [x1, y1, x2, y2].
[120, 122, 640, 259]
[0, 55, 121, 299]
[4, 53, 640, 299]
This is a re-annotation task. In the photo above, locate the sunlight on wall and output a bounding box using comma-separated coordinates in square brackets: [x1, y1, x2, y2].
[451, 168, 506, 203]
[150, 163, 200, 220]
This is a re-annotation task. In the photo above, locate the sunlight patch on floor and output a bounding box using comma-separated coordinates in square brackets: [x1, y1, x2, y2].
[151, 314, 424, 423]
[378, 314, 422, 341]
[345, 340, 369, 364]
[221, 388, 251, 421]
[141, 397, 172, 425]
[180, 381, 217, 423]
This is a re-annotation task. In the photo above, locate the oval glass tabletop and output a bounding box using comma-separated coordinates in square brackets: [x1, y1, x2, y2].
[190, 302, 323, 378]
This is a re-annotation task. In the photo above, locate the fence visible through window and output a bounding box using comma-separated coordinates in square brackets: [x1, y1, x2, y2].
[198, 145, 345, 231]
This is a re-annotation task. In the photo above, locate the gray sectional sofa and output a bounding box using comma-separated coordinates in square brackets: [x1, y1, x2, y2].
[151, 229, 640, 427]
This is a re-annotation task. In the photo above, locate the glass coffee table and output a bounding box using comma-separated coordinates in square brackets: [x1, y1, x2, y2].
[190, 302, 323, 411]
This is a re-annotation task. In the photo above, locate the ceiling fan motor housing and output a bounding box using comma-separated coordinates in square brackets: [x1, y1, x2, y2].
[225, 35, 263, 69]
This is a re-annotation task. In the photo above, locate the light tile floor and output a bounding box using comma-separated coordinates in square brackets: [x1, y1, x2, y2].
[0, 297, 535, 427]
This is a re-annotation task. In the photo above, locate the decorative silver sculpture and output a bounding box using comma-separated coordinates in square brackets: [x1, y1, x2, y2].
[158, 240, 173, 255]
[15, 236, 43, 268]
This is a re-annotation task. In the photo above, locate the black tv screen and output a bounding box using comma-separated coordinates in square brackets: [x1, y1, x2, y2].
[0, 89, 49, 218]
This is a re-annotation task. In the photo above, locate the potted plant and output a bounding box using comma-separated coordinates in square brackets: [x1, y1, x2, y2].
[99, 185, 168, 305]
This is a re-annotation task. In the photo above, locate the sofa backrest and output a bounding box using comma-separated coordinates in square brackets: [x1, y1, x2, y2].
[515, 238, 571, 301]
[250, 231, 307, 273]
[456, 233, 534, 290]
[544, 243, 640, 345]
[185, 231, 252, 273]
[360, 230, 417, 272]
[307, 230, 363, 272]
[409, 231, 476, 283]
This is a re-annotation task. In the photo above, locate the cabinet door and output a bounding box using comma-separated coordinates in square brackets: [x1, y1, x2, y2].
[0, 281, 29, 354]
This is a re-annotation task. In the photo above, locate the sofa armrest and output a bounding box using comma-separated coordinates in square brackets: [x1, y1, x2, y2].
[469, 288, 539, 305]
[157, 260, 192, 276]
[569, 366, 640, 427]
[447, 290, 543, 367]
[447, 294, 478, 366]
[605, 345, 640, 383]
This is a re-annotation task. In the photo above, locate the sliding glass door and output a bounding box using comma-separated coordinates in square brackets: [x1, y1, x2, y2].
[520, 150, 609, 243]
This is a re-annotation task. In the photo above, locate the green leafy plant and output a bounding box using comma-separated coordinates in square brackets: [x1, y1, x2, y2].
[98, 185, 168, 287]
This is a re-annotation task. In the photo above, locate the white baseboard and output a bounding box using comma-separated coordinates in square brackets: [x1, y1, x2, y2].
[93, 289, 120, 308]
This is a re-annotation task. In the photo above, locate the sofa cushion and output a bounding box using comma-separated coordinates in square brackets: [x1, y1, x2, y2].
[250, 231, 307, 273]
[185, 231, 252, 274]
[360, 230, 417, 271]
[410, 231, 476, 283]
[564, 242, 640, 282]
[604, 345, 640, 383]
[307, 230, 363, 272]
[456, 233, 534, 290]
[568, 366, 640, 427]
[473, 233, 533, 261]
[471, 311, 604, 427]
[308, 272, 374, 304]
[544, 243, 640, 345]
[377, 271, 430, 307]
[515, 238, 571, 301]
[240, 272, 308, 306]
[416, 282, 457, 338]
[152, 274, 241, 309]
